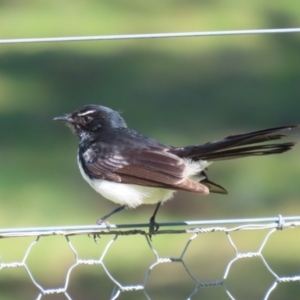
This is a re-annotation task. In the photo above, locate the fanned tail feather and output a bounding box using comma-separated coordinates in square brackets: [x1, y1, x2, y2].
[172, 125, 298, 194]
[174, 125, 297, 161]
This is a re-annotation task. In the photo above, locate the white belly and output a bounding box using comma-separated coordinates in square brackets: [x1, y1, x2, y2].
[90, 179, 175, 208]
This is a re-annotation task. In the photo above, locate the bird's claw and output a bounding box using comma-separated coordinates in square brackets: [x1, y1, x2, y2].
[96, 218, 111, 230]
[149, 217, 159, 241]
[89, 219, 112, 244]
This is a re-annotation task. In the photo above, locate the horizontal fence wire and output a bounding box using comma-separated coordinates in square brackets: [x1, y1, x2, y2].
[1, 215, 300, 238]
[1, 215, 300, 300]
[1, 28, 300, 45]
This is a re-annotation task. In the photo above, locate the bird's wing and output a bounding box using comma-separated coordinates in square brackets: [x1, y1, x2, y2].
[81, 145, 208, 194]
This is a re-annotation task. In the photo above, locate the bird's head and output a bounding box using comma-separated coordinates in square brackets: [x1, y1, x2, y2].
[54, 105, 127, 139]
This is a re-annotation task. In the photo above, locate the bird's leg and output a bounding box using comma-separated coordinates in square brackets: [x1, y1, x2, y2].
[96, 205, 127, 228]
[149, 202, 162, 237]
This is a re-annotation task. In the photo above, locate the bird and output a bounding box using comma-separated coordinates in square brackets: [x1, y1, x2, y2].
[54, 105, 297, 234]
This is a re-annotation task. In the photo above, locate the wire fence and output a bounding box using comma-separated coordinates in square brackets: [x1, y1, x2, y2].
[1, 23, 299, 300]
[1, 215, 300, 299]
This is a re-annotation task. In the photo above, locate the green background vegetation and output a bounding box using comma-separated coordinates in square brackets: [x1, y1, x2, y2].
[0, 1, 299, 299]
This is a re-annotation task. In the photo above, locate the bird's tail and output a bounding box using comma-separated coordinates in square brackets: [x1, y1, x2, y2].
[174, 125, 297, 161]
[173, 125, 298, 194]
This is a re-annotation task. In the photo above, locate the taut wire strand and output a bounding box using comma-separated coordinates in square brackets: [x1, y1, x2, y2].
[1, 215, 300, 238]
[0, 28, 300, 45]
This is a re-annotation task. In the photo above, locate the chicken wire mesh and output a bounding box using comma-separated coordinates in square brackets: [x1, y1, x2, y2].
[1, 215, 300, 300]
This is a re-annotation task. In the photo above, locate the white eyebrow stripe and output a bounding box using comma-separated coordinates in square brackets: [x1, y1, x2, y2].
[78, 110, 96, 116]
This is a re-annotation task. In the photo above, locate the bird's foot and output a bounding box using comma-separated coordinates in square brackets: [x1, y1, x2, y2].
[90, 219, 112, 243]
[96, 218, 112, 229]
[149, 216, 160, 241]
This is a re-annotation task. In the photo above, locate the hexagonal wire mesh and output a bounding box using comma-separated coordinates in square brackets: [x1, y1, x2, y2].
[1, 215, 300, 299]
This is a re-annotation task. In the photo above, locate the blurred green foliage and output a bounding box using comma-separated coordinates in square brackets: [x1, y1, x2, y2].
[0, 1, 299, 299]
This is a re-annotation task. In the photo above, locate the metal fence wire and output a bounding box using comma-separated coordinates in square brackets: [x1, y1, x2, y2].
[1, 216, 300, 300]
[1, 28, 300, 299]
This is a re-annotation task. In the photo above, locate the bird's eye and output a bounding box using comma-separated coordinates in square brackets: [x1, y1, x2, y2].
[82, 115, 92, 124]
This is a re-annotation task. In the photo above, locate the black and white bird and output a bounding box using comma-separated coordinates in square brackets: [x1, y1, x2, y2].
[54, 105, 297, 233]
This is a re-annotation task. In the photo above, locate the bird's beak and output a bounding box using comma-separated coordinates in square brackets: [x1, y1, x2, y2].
[53, 114, 73, 123]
